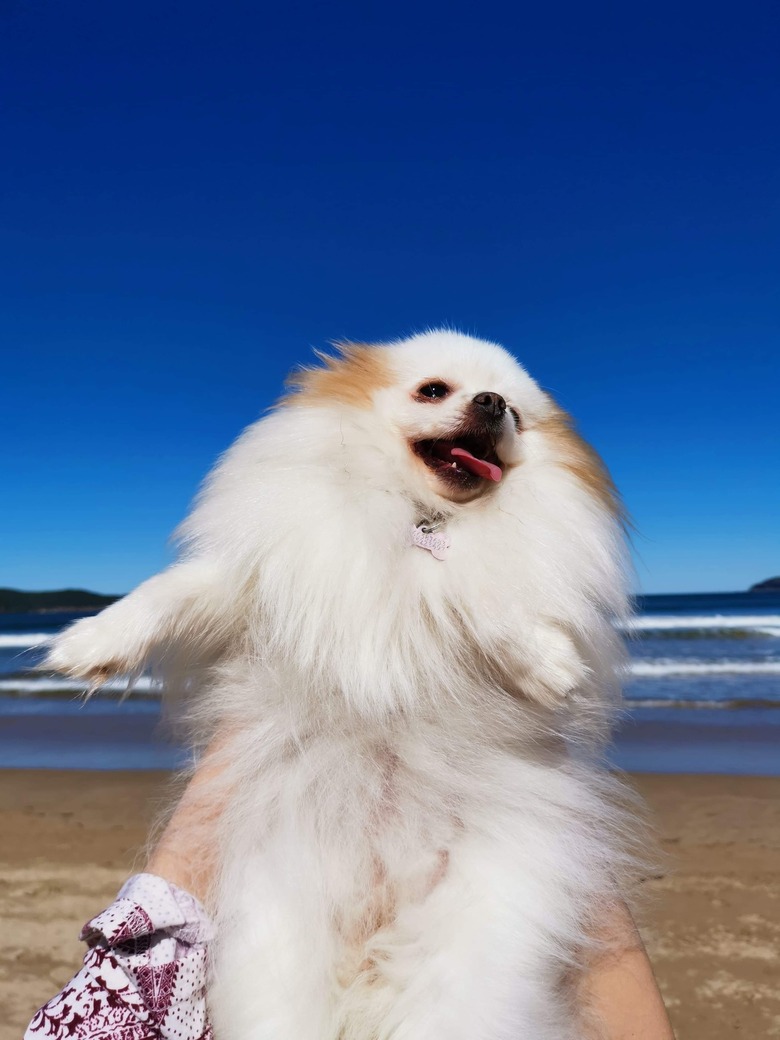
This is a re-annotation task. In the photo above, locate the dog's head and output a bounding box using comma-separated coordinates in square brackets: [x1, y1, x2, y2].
[284, 330, 620, 517]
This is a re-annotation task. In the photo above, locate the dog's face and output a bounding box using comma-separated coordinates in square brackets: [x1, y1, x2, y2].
[405, 383, 515, 503]
[286, 331, 556, 505]
[382, 335, 551, 503]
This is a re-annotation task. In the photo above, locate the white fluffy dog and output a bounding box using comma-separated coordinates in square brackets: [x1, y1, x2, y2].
[48, 330, 638, 1040]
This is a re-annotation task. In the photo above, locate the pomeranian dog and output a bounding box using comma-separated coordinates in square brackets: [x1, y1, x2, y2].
[47, 330, 638, 1040]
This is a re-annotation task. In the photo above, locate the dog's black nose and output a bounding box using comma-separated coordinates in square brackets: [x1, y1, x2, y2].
[472, 392, 507, 418]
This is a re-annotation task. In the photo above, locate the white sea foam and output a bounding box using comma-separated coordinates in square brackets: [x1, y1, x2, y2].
[624, 614, 780, 633]
[4, 660, 775, 688]
[2, 615, 777, 651]
[630, 660, 780, 677]
[0, 676, 160, 695]
[0, 634, 52, 648]
[0, 662, 776, 705]
[625, 698, 780, 710]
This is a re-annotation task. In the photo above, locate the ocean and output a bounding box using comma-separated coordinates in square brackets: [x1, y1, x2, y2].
[1, 591, 779, 773]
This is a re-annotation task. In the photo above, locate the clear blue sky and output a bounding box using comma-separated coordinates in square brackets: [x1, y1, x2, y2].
[1, 0, 778, 595]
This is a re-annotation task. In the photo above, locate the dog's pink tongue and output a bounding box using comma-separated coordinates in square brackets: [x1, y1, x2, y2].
[450, 447, 503, 482]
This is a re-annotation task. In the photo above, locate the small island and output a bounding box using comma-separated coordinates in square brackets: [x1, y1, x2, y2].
[748, 577, 780, 593]
[0, 588, 121, 613]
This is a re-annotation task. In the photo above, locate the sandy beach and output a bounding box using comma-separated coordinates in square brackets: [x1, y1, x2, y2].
[1, 770, 778, 1040]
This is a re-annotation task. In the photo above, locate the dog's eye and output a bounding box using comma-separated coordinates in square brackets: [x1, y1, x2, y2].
[416, 382, 452, 401]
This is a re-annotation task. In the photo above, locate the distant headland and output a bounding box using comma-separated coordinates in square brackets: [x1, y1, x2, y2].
[0, 588, 121, 613]
[749, 577, 780, 592]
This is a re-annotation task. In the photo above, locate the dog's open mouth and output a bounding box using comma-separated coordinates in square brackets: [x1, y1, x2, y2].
[412, 433, 503, 488]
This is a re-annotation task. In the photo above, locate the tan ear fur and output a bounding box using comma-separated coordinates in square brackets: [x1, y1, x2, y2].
[538, 405, 626, 522]
[282, 342, 393, 408]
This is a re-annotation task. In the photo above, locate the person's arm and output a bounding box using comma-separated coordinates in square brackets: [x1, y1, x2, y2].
[582, 903, 675, 1040]
[145, 737, 230, 902]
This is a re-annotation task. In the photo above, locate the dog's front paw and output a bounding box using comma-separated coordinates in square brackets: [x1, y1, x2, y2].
[524, 625, 588, 705]
[44, 613, 141, 680]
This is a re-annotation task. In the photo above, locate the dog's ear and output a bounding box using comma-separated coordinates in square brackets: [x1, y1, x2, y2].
[280, 342, 393, 409]
[538, 404, 626, 523]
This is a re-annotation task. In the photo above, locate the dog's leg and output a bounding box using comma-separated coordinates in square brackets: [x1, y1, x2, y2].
[362, 834, 579, 1040]
[45, 558, 233, 680]
[209, 857, 338, 1040]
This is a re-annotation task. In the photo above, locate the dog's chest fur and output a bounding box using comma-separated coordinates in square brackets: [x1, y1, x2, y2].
[207, 699, 620, 1040]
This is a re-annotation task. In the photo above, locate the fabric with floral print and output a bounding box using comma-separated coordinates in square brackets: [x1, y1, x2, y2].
[24, 873, 213, 1040]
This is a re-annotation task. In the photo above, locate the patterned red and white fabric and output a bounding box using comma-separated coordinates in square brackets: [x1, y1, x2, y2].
[24, 873, 213, 1040]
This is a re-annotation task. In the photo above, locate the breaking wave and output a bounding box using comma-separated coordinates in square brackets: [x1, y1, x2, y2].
[624, 615, 780, 637]
[0, 676, 160, 695]
[630, 660, 780, 677]
[0, 634, 52, 648]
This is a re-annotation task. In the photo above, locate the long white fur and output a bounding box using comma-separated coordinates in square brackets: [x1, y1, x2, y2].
[47, 331, 639, 1040]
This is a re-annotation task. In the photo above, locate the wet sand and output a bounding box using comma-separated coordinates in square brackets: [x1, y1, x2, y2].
[1, 770, 778, 1040]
